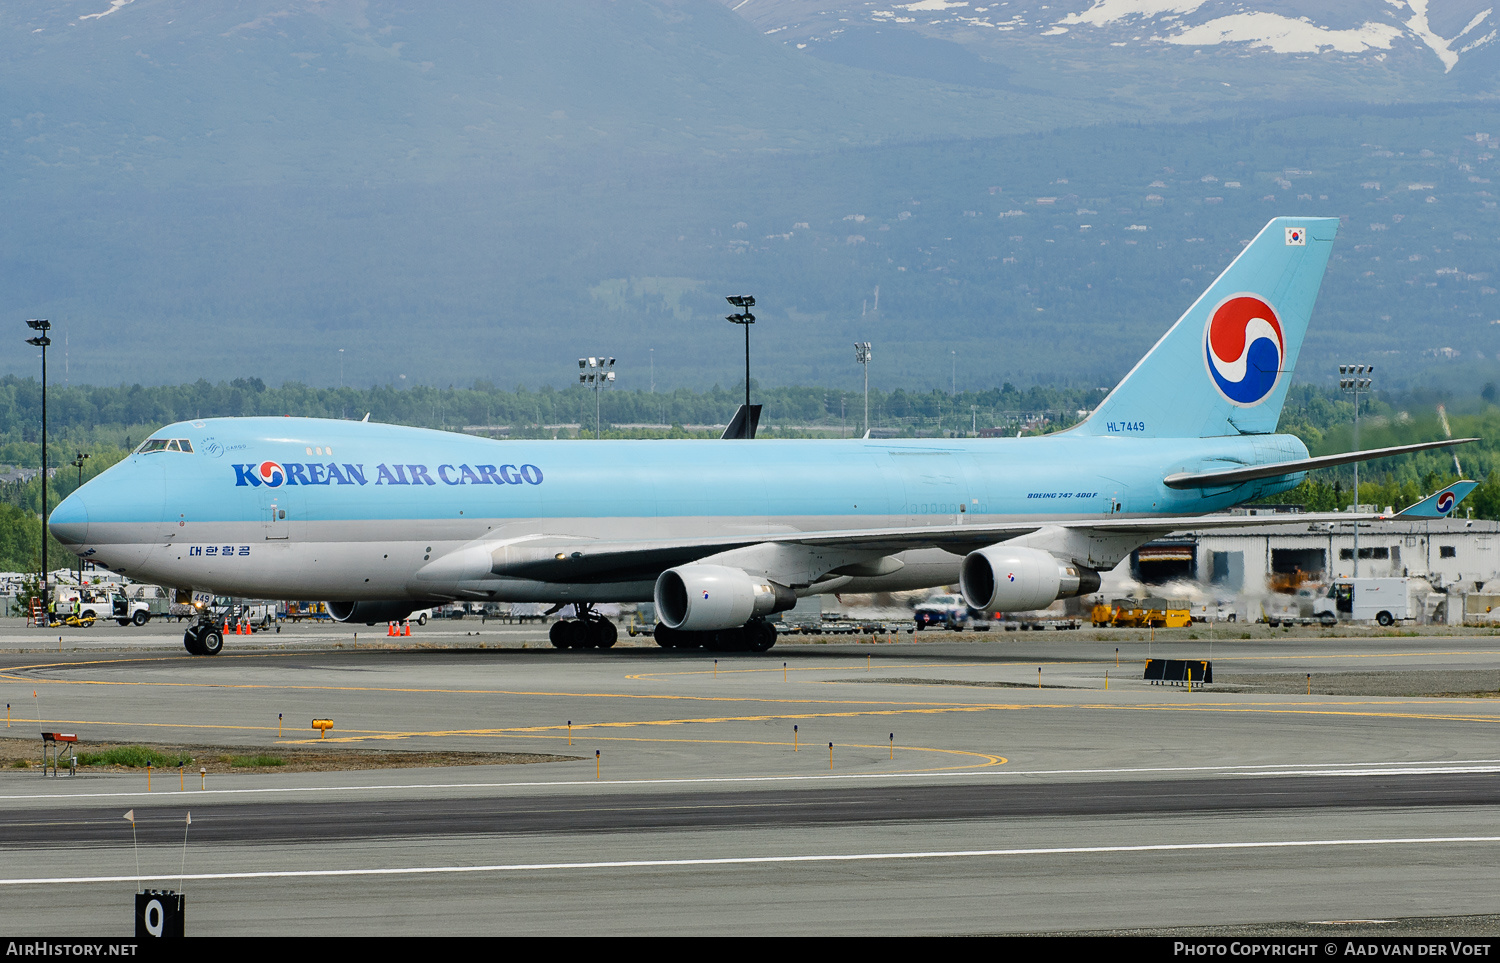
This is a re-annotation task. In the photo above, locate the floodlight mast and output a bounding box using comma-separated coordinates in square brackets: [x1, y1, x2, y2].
[25, 319, 51, 617]
[1339, 364, 1374, 577]
[724, 295, 756, 416]
[855, 342, 872, 437]
[578, 356, 616, 439]
[71, 451, 89, 592]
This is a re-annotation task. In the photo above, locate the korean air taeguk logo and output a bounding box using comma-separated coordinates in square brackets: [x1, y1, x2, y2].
[257, 461, 286, 487]
[1436, 489, 1457, 515]
[1204, 294, 1284, 407]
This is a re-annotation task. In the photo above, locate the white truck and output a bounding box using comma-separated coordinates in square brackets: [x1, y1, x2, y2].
[1312, 578, 1411, 627]
[76, 593, 153, 626]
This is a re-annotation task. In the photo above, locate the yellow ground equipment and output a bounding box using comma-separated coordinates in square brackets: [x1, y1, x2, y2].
[1113, 598, 1149, 628]
[1141, 597, 1193, 628]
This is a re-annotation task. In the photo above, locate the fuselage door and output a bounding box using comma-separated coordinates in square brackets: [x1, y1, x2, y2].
[262, 493, 290, 540]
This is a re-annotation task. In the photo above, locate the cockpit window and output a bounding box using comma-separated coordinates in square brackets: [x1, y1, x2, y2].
[137, 438, 194, 454]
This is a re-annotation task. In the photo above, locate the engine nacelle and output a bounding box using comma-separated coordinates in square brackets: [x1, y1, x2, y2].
[326, 600, 429, 624]
[959, 545, 1101, 613]
[654, 564, 797, 631]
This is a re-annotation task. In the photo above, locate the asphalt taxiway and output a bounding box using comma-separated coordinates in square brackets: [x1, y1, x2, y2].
[2, 619, 1499, 936]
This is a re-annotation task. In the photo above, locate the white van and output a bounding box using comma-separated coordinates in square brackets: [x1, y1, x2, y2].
[1312, 578, 1411, 627]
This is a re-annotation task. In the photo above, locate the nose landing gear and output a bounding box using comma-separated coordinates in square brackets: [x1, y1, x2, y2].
[183, 619, 224, 656]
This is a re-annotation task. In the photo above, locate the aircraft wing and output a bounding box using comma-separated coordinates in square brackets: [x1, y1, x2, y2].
[484, 510, 1377, 584]
[1162, 438, 1478, 489]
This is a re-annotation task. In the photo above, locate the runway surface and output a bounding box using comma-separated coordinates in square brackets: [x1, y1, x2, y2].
[9, 773, 1500, 846]
[3, 620, 1499, 935]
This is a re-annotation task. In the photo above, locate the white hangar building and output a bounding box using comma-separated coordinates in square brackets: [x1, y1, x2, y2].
[1130, 514, 1500, 596]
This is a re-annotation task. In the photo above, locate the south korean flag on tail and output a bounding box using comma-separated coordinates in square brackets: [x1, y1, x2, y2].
[1285, 226, 1306, 246]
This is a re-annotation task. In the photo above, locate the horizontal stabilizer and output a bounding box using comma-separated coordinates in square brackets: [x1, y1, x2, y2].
[1392, 480, 1479, 518]
[1163, 438, 1479, 490]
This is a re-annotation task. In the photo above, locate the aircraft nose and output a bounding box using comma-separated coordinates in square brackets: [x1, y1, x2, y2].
[48, 490, 89, 547]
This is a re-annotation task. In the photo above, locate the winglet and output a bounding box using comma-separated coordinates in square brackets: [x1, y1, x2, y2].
[1389, 480, 1479, 518]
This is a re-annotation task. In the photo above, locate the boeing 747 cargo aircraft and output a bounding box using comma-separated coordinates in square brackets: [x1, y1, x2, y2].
[47, 217, 1474, 654]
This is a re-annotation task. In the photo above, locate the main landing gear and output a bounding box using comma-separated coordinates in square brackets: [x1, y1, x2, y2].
[548, 604, 618, 650]
[183, 617, 224, 657]
[654, 617, 776, 653]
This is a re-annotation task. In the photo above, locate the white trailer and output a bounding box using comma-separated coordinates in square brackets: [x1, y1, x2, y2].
[1312, 578, 1411, 626]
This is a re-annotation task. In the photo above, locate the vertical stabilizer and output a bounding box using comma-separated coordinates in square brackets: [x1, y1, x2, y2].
[1075, 216, 1337, 438]
[720, 404, 762, 439]
[1393, 480, 1478, 518]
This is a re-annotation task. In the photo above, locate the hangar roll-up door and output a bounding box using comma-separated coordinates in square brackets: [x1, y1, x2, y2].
[1132, 542, 1197, 584]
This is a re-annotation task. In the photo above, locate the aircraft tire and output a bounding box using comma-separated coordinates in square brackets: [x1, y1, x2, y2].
[709, 628, 744, 652]
[568, 620, 594, 648]
[183, 627, 205, 655]
[549, 620, 570, 649]
[745, 619, 777, 653]
[200, 629, 224, 656]
[654, 623, 677, 648]
[590, 618, 618, 649]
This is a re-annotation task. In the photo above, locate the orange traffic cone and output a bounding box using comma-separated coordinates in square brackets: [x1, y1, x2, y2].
[387, 622, 396, 637]
[403, 621, 411, 637]
[223, 621, 229, 635]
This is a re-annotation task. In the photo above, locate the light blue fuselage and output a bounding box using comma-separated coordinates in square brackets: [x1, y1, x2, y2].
[49, 416, 1307, 603]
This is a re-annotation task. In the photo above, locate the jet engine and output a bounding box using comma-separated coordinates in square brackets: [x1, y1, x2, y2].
[654, 564, 797, 631]
[326, 600, 429, 624]
[959, 545, 1101, 612]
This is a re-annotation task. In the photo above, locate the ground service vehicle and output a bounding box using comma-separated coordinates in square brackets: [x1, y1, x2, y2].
[914, 594, 969, 630]
[1313, 578, 1411, 627]
[76, 595, 151, 626]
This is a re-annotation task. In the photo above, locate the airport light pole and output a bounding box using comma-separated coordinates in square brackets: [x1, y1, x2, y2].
[854, 342, 871, 437]
[25, 319, 51, 617]
[578, 356, 616, 439]
[725, 295, 755, 415]
[71, 451, 88, 594]
[1340, 364, 1374, 577]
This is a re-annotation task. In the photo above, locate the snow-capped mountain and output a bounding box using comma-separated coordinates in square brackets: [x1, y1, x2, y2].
[724, 1, 1498, 80]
